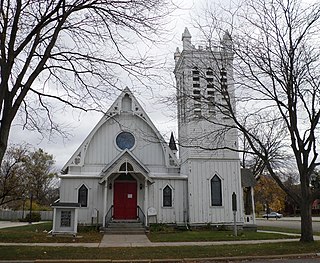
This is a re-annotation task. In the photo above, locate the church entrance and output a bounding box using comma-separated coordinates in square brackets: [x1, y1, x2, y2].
[113, 173, 137, 220]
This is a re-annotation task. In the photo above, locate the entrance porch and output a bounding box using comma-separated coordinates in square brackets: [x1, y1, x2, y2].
[99, 150, 153, 228]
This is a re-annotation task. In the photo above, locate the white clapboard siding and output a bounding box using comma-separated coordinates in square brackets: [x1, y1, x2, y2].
[59, 178, 104, 224]
[84, 114, 165, 167]
[187, 159, 243, 224]
[148, 179, 187, 224]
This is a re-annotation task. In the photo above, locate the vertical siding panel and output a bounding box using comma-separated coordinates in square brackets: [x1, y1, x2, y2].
[198, 162, 201, 223]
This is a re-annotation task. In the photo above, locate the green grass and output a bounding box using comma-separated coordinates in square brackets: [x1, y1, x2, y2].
[0, 222, 319, 260]
[0, 242, 319, 260]
[0, 222, 103, 243]
[147, 230, 299, 242]
[1, 223, 301, 243]
[258, 226, 301, 234]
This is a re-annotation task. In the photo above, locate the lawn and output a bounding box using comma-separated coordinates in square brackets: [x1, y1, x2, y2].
[147, 229, 299, 242]
[0, 222, 103, 243]
[0, 223, 319, 260]
[0, 242, 320, 260]
[0, 222, 299, 243]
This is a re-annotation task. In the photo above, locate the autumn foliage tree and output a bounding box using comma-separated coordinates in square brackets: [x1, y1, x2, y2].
[0, 145, 28, 206]
[254, 175, 286, 215]
[24, 148, 57, 206]
[0, 145, 57, 208]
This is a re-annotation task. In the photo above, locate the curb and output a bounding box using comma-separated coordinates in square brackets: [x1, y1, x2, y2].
[0, 253, 318, 263]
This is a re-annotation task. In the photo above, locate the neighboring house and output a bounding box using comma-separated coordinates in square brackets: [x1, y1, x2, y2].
[312, 199, 320, 210]
[52, 28, 250, 234]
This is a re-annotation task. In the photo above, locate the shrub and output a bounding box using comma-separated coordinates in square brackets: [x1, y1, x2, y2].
[21, 212, 41, 222]
[149, 223, 174, 232]
[78, 225, 99, 233]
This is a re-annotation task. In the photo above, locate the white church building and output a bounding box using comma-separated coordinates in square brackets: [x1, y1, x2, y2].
[52, 28, 255, 234]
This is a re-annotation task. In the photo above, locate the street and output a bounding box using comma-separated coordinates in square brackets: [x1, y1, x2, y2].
[256, 217, 320, 232]
[250, 217, 320, 262]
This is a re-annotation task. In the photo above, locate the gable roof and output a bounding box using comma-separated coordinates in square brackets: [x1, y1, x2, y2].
[62, 87, 179, 172]
[99, 149, 152, 183]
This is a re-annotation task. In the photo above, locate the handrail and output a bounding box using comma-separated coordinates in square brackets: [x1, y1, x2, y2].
[105, 205, 113, 227]
[137, 205, 146, 226]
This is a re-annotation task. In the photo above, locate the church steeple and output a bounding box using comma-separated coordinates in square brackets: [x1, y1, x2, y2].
[182, 27, 192, 50]
[221, 30, 233, 51]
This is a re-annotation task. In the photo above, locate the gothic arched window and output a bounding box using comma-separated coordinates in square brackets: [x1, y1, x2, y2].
[119, 162, 134, 173]
[163, 185, 173, 207]
[211, 175, 222, 206]
[78, 184, 88, 207]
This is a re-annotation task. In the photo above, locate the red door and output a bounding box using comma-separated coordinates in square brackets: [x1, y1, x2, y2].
[113, 180, 137, 219]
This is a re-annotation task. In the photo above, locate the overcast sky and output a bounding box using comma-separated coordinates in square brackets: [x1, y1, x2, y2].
[8, 0, 212, 170]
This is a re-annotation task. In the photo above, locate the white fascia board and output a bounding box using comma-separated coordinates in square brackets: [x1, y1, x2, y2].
[59, 174, 101, 179]
[149, 173, 188, 180]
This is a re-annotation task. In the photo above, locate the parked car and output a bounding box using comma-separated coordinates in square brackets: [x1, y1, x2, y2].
[262, 212, 283, 218]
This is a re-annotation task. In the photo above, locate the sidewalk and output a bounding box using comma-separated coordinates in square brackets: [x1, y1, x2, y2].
[0, 221, 46, 229]
[0, 233, 319, 263]
[0, 232, 319, 248]
[98, 234, 305, 248]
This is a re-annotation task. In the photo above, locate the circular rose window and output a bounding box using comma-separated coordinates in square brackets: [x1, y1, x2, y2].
[116, 131, 135, 150]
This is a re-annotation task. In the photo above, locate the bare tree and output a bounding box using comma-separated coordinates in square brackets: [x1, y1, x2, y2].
[186, 0, 320, 242]
[0, 0, 171, 165]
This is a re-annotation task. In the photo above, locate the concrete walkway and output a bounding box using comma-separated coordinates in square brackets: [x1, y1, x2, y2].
[0, 221, 45, 229]
[98, 234, 303, 248]
[0, 232, 319, 248]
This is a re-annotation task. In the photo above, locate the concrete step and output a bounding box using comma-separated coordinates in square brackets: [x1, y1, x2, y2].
[102, 220, 146, 235]
[108, 223, 143, 228]
[104, 229, 146, 235]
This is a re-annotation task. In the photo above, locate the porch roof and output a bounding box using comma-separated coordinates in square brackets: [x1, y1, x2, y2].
[99, 149, 153, 183]
[51, 202, 81, 208]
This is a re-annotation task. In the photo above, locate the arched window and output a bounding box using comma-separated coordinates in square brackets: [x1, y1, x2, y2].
[211, 175, 222, 206]
[119, 162, 134, 173]
[78, 184, 88, 207]
[163, 185, 172, 207]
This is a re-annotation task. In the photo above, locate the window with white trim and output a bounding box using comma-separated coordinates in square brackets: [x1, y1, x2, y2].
[211, 175, 222, 206]
[163, 185, 173, 207]
[78, 184, 88, 207]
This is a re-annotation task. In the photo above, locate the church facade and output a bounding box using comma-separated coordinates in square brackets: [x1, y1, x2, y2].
[52, 28, 249, 233]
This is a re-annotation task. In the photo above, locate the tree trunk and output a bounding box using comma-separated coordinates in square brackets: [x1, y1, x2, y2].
[300, 199, 314, 242]
[0, 117, 12, 166]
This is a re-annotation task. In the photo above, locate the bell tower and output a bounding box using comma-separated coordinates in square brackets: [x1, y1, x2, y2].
[174, 28, 243, 225]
